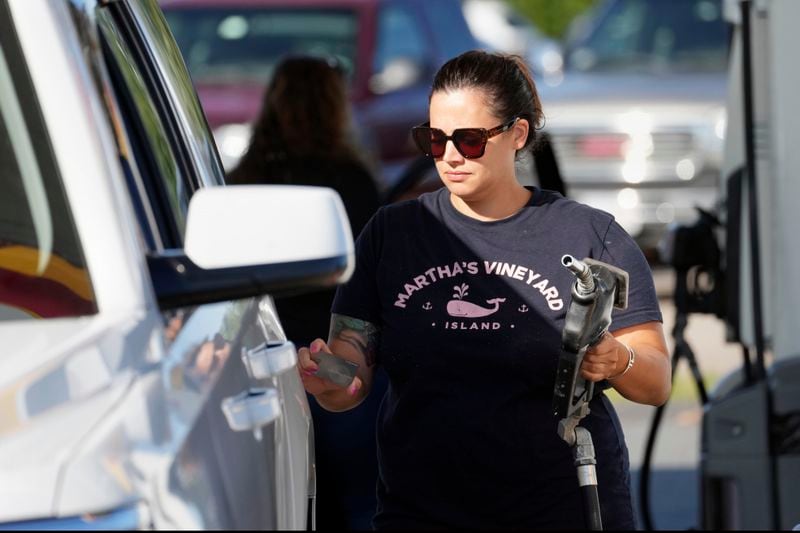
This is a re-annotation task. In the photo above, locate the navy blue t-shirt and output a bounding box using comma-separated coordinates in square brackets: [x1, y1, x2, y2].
[332, 187, 662, 530]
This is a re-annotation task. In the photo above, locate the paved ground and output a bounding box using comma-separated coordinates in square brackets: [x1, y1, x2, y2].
[609, 267, 743, 530]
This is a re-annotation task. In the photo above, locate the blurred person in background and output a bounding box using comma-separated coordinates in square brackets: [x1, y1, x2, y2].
[227, 55, 384, 531]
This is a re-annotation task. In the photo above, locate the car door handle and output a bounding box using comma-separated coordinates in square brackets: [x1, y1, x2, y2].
[221, 387, 281, 441]
[241, 341, 297, 379]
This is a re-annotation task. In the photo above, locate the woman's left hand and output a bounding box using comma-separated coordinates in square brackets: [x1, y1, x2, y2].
[580, 331, 626, 382]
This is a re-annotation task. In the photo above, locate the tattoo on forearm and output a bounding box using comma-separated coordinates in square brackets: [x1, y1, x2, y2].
[329, 314, 380, 367]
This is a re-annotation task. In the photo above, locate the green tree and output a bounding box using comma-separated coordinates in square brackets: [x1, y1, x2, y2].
[507, 0, 599, 40]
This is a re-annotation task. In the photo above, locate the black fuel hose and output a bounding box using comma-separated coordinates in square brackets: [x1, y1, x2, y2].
[638, 312, 708, 530]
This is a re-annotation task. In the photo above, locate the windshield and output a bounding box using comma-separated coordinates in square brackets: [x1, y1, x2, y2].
[163, 7, 359, 85]
[0, 6, 97, 320]
[567, 0, 728, 74]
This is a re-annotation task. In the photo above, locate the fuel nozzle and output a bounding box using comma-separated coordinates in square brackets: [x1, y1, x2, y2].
[553, 255, 631, 420]
[555, 255, 630, 531]
[562, 255, 595, 297]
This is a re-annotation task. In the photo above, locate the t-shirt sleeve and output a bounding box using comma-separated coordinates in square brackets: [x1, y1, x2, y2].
[597, 218, 663, 331]
[331, 207, 383, 325]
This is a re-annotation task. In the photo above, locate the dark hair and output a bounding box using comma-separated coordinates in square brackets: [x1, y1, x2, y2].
[229, 55, 360, 182]
[430, 50, 544, 152]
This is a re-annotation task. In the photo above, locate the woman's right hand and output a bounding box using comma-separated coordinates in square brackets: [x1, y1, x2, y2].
[297, 338, 362, 398]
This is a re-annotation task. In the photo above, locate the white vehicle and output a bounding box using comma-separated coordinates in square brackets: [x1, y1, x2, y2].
[540, 0, 729, 251]
[0, 0, 353, 528]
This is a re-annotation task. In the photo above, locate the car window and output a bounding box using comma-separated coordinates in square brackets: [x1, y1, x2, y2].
[129, 0, 226, 188]
[0, 11, 97, 320]
[373, 3, 427, 74]
[568, 0, 728, 73]
[164, 7, 359, 84]
[98, 9, 190, 247]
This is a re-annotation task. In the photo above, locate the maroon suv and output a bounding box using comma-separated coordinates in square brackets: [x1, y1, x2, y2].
[161, 0, 478, 189]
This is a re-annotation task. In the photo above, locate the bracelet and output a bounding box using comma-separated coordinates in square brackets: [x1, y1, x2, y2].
[608, 344, 635, 380]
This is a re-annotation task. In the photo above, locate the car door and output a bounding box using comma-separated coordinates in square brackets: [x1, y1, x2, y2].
[94, 1, 306, 528]
[117, 2, 313, 527]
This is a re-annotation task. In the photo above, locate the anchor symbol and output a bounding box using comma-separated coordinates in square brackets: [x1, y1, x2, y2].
[518, 304, 529, 313]
[422, 302, 433, 311]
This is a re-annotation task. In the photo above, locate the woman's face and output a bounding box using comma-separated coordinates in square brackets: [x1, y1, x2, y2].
[429, 87, 528, 201]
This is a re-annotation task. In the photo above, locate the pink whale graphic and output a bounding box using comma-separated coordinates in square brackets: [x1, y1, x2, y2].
[446, 297, 506, 318]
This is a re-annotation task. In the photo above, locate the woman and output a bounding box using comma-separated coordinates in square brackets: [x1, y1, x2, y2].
[228, 56, 383, 531]
[298, 50, 670, 530]
[227, 55, 379, 245]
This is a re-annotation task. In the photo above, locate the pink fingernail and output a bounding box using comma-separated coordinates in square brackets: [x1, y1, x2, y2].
[310, 343, 319, 354]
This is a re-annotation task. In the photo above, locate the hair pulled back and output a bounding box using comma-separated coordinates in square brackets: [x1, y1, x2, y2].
[430, 50, 544, 152]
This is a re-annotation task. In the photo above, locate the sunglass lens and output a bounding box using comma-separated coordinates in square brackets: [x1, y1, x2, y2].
[454, 129, 485, 158]
[412, 127, 444, 157]
[411, 128, 430, 155]
[428, 129, 446, 157]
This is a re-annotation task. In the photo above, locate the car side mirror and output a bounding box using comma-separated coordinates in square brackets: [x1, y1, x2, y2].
[148, 185, 354, 309]
[368, 56, 425, 95]
[185, 185, 353, 270]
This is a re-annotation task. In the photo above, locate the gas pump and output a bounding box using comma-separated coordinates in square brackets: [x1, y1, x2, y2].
[640, 1, 800, 529]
